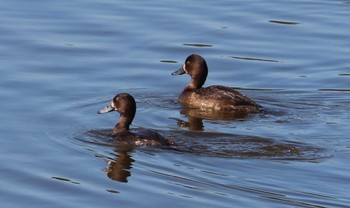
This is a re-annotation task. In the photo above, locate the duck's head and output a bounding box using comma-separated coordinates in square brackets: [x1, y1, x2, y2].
[171, 54, 208, 89]
[98, 93, 136, 132]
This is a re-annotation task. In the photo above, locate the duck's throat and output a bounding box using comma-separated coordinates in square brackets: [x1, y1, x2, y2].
[184, 80, 201, 91]
[113, 116, 132, 134]
[113, 123, 129, 134]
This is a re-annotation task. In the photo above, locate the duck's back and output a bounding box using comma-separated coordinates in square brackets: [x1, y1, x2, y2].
[179, 85, 260, 112]
[114, 129, 172, 146]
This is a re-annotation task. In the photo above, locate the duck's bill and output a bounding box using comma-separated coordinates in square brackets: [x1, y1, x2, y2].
[98, 104, 114, 114]
[171, 67, 186, 76]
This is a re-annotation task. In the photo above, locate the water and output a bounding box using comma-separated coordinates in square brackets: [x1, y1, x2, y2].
[1, 0, 349, 207]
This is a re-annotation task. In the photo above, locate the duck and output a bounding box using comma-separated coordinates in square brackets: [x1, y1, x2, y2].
[171, 54, 260, 113]
[98, 93, 173, 146]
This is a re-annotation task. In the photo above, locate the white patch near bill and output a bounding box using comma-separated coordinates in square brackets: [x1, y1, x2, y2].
[183, 64, 188, 73]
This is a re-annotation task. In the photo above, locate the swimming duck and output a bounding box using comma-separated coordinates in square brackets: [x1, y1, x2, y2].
[172, 54, 260, 113]
[98, 93, 172, 146]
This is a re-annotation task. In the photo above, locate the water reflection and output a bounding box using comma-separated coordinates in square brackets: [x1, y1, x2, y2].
[51, 176, 81, 185]
[81, 130, 135, 183]
[173, 116, 204, 131]
[171, 131, 330, 160]
[183, 43, 213, 47]
[160, 60, 178, 63]
[338, 73, 350, 76]
[318, 88, 350, 92]
[173, 107, 256, 131]
[84, 121, 330, 161]
[181, 107, 254, 120]
[230, 56, 280, 63]
[103, 144, 134, 183]
[268, 20, 301, 25]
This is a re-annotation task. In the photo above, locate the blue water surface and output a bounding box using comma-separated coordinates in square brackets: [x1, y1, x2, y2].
[1, 0, 349, 207]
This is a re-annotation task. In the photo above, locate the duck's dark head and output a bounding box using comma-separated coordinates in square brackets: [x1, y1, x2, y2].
[172, 54, 208, 90]
[98, 93, 136, 133]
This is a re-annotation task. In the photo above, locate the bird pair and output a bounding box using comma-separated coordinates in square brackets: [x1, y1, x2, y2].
[98, 54, 260, 146]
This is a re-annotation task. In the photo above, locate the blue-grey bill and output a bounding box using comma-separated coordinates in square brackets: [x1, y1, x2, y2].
[171, 67, 186, 76]
[98, 104, 114, 114]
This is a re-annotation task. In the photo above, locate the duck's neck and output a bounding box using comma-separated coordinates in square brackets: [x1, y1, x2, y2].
[113, 114, 133, 134]
[183, 78, 203, 92]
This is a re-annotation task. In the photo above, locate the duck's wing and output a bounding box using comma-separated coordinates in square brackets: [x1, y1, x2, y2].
[199, 85, 259, 107]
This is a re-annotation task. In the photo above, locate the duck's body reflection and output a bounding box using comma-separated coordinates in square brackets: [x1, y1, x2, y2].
[87, 127, 328, 184]
[174, 107, 256, 131]
[103, 144, 134, 183]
